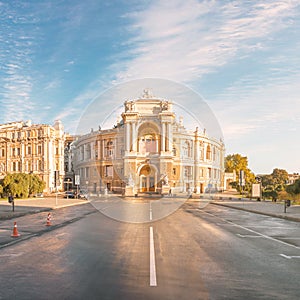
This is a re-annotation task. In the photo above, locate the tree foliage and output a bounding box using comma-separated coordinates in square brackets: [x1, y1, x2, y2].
[260, 168, 289, 201]
[261, 168, 289, 188]
[286, 179, 300, 195]
[2, 173, 45, 198]
[225, 154, 255, 193]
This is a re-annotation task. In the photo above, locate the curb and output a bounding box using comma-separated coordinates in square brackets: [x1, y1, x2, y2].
[0, 201, 90, 221]
[0, 208, 52, 221]
[211, 202, 300, 223]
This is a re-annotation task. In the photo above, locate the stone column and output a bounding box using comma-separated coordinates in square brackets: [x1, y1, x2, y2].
[102, 139, 105, 159]
[161, 122, 165, 152]
[167, 123, 172, 152]
[132, 122, 137, 152]
[194, 135, 200, 194]
[97, 140, 101, 160]
[125, 122, 130, 152]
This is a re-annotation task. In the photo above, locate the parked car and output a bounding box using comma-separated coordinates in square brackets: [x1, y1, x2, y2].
[64, 191, 75, 198]
[77, 192, 88, 200]
[33, 193, 44, 198]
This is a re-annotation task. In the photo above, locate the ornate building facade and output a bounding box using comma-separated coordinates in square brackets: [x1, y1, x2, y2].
[73, 92, 225, 195]
[0, 120, 65, 193]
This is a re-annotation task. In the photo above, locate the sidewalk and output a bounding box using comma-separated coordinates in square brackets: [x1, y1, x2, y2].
[210, 197, 300, 222]
[0, 197, 88, 221]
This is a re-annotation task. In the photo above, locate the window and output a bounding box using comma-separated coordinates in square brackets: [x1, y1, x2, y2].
[183, 141, 191, 157]
[27, 146, 31, 155]
[106, 141, 114, 157]
[86, 144, 91, 159]
[213, 147, 216, 161]
[139, 134, 156, 154]
[172, 146, 177, 156]
[80, 146, 84, 161]
[172, 168, 176, 175]
[206, 145, 211, 160]
[105, 165, 113, 177]
[184, 166, 192, 178]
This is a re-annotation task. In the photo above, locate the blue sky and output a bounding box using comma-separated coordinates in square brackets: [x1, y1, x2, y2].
[0, 0, 299, 174]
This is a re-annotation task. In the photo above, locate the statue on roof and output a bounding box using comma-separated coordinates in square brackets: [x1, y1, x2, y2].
[142, 88, 153, 98]
[125, 101, 134, 112]
[161, 101, 169, 111]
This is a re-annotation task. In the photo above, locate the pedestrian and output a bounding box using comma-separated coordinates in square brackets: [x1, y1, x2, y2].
[8, 194, 15, 212]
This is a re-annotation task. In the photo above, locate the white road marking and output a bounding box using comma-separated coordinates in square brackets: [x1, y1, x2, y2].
[0, 252, 24, 258]
[246, 226, 298, 229]
[280, 254, 300, 259]
[203, 211, 300, 250]
[150, 202, 153, 221]
[236, 234, 262, 238]
[149, 226, 157, 286]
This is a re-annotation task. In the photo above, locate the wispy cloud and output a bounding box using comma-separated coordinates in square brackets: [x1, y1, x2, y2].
[112, 0, 299, 83]
[0, 1, 40, 122]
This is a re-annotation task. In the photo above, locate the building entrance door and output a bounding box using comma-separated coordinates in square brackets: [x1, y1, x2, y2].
[149, 176, 155, 192]
[139, 165, 156, 193]
[141, 176, 147, 192]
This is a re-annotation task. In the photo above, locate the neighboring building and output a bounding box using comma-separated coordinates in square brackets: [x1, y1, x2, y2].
[0, 120, 65, 193]
[63, 134, 80, 192]
[287, 173, 300, 185]
[224, 171, 236, 191]
[72, 91, 225, 195]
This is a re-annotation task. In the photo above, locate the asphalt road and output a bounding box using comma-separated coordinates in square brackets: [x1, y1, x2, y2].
[0, 199, 299, 299]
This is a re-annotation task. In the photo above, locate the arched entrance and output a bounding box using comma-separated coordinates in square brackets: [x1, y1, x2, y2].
[139, 164, 157, 193]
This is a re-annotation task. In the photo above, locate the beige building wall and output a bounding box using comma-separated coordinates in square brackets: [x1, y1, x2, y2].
[0, 120, 65, 193]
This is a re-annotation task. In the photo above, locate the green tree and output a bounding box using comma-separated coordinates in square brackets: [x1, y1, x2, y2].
[286, 179, 300, 195]
[28, 173, 45, 195]
[261, 168, 289, 187]
[225, 154, 255, 193]
[3, 173, 45, 198]
[260, 168, 289, 201]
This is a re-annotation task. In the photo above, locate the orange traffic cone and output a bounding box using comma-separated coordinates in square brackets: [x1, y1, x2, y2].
[11, 222, 20, 237]
[46, 213, 52, 226]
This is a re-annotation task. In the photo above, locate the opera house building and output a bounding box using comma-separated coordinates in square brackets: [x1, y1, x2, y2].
[72, 91, 225, 196]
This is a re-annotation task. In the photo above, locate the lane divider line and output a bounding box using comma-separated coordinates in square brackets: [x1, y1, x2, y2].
[280, 254, 300, 259]
[150, 202, 153, 221]
[150, 226, 157, 286]
[203, 210, 300, 250]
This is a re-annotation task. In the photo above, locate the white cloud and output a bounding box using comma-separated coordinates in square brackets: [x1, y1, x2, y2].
[112, 0, 299, 83]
